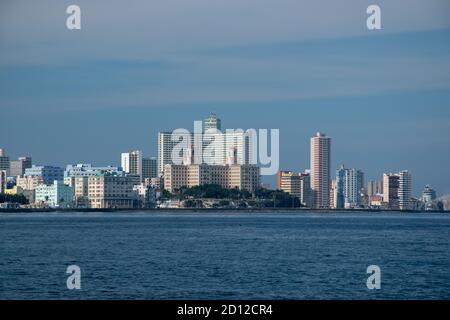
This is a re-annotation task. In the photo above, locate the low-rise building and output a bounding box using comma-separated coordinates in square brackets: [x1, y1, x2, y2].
[164, 164, 260, 193]
[25, 165, 64, 185]
[87, 174, 137, 209]
[35, 181, 74, 208]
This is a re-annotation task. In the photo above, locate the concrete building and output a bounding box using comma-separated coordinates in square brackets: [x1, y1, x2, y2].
[4, 186, 35, 204]
[335, 165, 363, 209]
[367, 180, 383, 197]
[9, 156, 32, 177]
[24, 165, 64, 185]
[121, 150, 143, 181]
[87, 174, 137, 209]
[422, 185, 437, 203]
[310, 132, 331, 208]
[142, 157, 157, 180]
[0, 149, 10, 177]
[164, 164, 260, 193]
[0, 170, 6, 193]
[398, 170, 412, 210]
[16, 175, 44, 190]
[64, 164, 122, 178]
[35, 181, 74, 208]
[277, 171, 312, 207]
[204, 112, 221, 131]
[383, 173, 400, 210]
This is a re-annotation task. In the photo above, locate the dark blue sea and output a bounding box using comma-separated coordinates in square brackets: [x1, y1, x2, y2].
[1, 212, 449, 300]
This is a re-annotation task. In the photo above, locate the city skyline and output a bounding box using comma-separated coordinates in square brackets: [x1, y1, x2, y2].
[1, 1, 450, 195]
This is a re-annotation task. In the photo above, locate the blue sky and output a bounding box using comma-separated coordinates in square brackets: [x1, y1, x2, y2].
[1, 0, 450, 195]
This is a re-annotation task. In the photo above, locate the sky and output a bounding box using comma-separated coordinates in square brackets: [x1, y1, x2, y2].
[1, 0, 450, 195]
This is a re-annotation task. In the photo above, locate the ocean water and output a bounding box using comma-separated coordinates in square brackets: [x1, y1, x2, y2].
[1, 211, 449, 300]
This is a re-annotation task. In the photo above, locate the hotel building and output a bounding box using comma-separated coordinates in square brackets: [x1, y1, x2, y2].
[164, 164, 260, 193]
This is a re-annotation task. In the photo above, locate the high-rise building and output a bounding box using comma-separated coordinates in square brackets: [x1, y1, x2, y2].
[0, 170, 7, 193]
[383, 173, 400, 210]
[310, 132, 331, 208]
[335, 166, 345, 209]
[121, 150, 143, 181]
[277, 171, 312, 207]
[0, 149, 10, 177]
[142, 157, 157, 180]
[422, 185, 436, 203]
[335, 165, 363, 209]
[398, 170, 412, 210]
[9, 156, 32, 177]
[24, 165, 64, 185]
[158, 119, 254, 176]
[204, 113, 221, 131]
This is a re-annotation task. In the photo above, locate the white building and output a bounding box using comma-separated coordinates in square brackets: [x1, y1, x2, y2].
[121, 150, 143, 181]
[35, 181, 74, 208]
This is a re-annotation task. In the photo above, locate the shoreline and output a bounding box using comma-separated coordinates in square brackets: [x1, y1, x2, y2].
[0, 207, 448, 214]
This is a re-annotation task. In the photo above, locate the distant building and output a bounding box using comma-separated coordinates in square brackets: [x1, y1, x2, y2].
[0, 149, 10, 177]
[422, 185, 436, 202]
[24, 165, 64, 185]
[383, 173, 400, 210]
[310, 132, 331, 208]
[35, 181, 73, 208]
[64, 164, 122, 178]
[335, 165, 363, 209]
[87, 174, 137, 209]
[142, 157, 157, 180]
[4, 186, 35, 204]
[133, 184, 157, 208]
[121, 150, 143, 181]
[164, 164, 260, 193]
[277, 171, 312, 207]
[367, 180, 383, 197]
[158, 114, 254, 176]
[0, 170, 6, 193]
[9, 156, 32, 177]
[204, 113, 221, 131]
[16, 175, 44, 191]
[398, 170, 412, 210]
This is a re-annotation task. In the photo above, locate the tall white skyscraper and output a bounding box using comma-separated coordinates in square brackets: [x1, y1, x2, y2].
[121, 150, 142, 181]
[310, 132, 331, 208]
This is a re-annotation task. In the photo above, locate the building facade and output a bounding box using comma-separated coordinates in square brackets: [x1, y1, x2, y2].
[121, 150, 143, 181]
[142, 157, 157, 180]
[87, 174, 137, 209]
[310, 132, 331, 208]
[398, 170, 412, 210]
[35, 181, 73, 208]
[383, 173, 400, 210]
[0, 170, 6, 193]
[24, 165, 64, 185]
[277, 171, 312, 207]
[0, 149, 10, 177]
[9, 156, 32, 177]
[164, 164, 260, 193]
